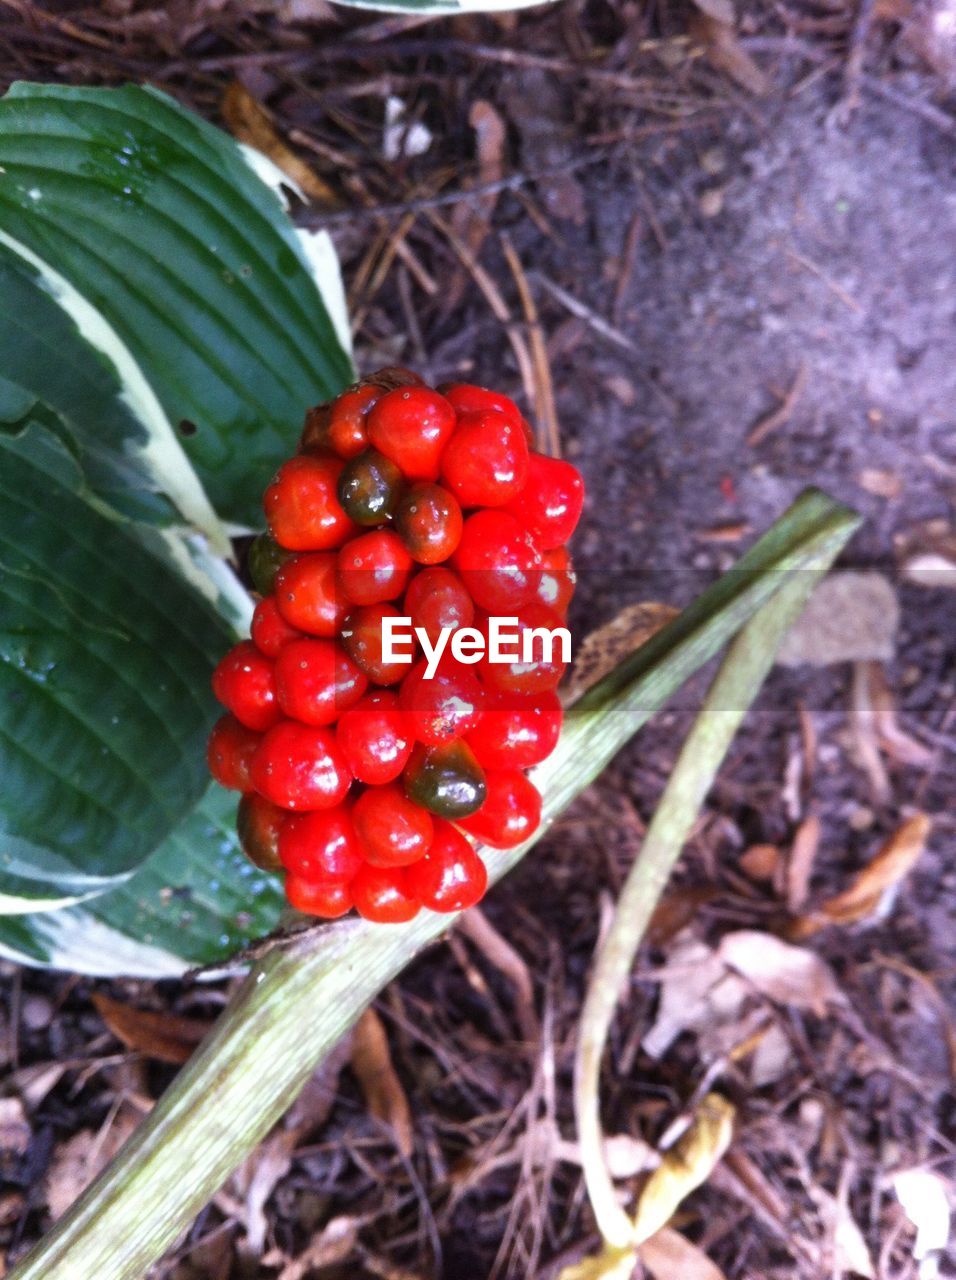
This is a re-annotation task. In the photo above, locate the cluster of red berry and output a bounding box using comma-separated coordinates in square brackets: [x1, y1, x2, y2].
[207, 368, 583, 924]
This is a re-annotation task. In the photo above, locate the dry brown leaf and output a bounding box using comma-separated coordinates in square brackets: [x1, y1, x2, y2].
[646, 886, 719, 947]
[794, 814, 931, 937]
[221, 82, 338, 206]
[631, 1094, 735, 1244]
[639, 1226, 728, 1280]
[350, 1008, 414, 1156]
[642, 932, 750, 1059]
[691, 13, 770, 96]
[786, 815, 821, 913]
[564, 602, 679, 703]
[776, 573, 899, 667]
[92, 992, 211, 1065]
[45, 1107, 140, 1221]
[739, 843, 779, 881]
[274, 1216, 360, 1280]
[858, 467, 902, 498]
[717, 930, 843, 1015]
[811, 1187, 874, 1278]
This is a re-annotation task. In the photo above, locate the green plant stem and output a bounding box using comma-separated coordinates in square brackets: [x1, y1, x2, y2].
[9, 490, 859, 1280]
[573, 533, 857, 1249]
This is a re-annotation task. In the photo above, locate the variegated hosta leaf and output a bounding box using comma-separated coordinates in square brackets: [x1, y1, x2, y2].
[0, 81, 354, 535]
[0, 787, 284, 977]
[0, 426, 234, 910]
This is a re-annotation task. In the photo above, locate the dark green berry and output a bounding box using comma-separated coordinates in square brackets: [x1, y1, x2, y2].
[248, 531, 294, 595]
[402, 740, 487, 819]
[236, 793, 285, 873]
[337, 448, 404, 526]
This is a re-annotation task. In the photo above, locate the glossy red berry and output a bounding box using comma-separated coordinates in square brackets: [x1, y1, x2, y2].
[394, 482, 463, 564]
[275, 638, 367, 727]
[264, 455, 356, 551]
[251, 720, 352, 810]
[367, 387, 456, 481]
[336, 690, 413, 785]
[237, 793, 286, 872]
[279, 805, 364, 881]
[212, 641, 281, 732]
[207, 714, 260, 791]
[440, 383, 523, 427]
[440, 411, 529, 507]
[403, 567, 474, 645]
[340, 603, 412, 685]
[457, 769, 542, 848]
[351, 865, 421, 923]
[478, 603, 568, 697]
[403, 740, 487, 819]
[337, 448, 404, 526]
[285, 876, 353, 918]
[465, 689, 562, 770]
[503, 452, 584, 549]
[337, 529, 413, 606]
[327, 384, 380, 458]
[405, 820, 487, 913]
[453, 510, 542, 613]
[251, 596, 305, 658]
[534, 545, 576, 617]
[399, 657, 485, 745]
[353, 783, 434, 867]
[273, 552, 345, 637]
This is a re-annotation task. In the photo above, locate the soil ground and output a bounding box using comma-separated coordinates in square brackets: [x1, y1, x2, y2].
[0, 4, 954, 1279]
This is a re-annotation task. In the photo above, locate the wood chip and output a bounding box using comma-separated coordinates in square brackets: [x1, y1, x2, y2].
[221, 82, 339, 206]
[717, 930, 843, 1015]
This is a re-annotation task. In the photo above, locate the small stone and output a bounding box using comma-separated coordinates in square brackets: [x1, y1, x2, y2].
[21, 994, 52, 1031]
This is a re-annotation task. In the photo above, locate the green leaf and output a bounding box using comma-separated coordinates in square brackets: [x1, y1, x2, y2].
[0, 787, 284, 976]
[0, 426, 235, 909]
[0, 82, 354, 532]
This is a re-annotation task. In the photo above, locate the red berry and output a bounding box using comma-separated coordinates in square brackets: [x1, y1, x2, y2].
[399, 657, 485, 746]
[465, 689, 562, 770]
[237, 792, 286, 872]
[367, 387, 456, 481]
[275, 638, 367, 727]
[340, 603, 413, 685]
[404, 567, 474, 646]
[533, 545, 576, 617]
[452, 510, 542, 613]
[264, 455, 356, 551]
[440, 411, 529, 507]
[285, 875, 353, 918]
[337, 529, 413, 606]
[405, 820, 488, 912]
[478, 604, 568, 697]
[251, 596, 305, 658]
[212, 641, 281, 732]
[394, 482, 463, 564]
[351, 864, 421, 923]
[353, 783, 434, 867]
[251, 720, 352, 810]
[279, 806, 364, 881]
[457, 769, 542, 848]
[327, 384, 380, 458]
[503, 453, 584, 549]
[336, 690, 413, 785]
[273, 553, 345, 637]
[440, 383, 523, 427]
[207, 714, 260, 791]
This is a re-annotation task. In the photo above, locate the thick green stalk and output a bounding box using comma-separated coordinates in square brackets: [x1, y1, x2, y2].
[573, 556, 851, 1248]
[9, 490, 859, 1280]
